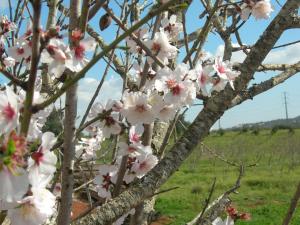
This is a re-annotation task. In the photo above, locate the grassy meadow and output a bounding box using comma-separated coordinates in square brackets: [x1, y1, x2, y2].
[154, 129, 300, 225]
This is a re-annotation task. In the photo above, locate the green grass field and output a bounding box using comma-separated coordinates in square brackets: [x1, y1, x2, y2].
[154, 129, 300, 225]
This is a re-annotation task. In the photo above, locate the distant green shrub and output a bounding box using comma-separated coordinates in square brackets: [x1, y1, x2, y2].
[217, 128, 225, 136]
[239, 125, 248, 134]
[271, 125, 294, 135]
[251, 127, 260, 135]
[191, 185, 202, 194]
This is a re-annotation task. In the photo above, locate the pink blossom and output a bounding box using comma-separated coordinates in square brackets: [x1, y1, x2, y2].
[252, 0, 273, 20]
[7, 187, 56, 225]
[155, 65, 196, 107]
[40, 38, 70, 78]
[189, 63, 213, 96]
[121, 90, 155, 125]
[126, 27, 148, 54]
[94, 165, 118, 199]
[27, 132, 57, 188]
[129, 124, 144, 143]
[88, 102, 122, 138]
[131, 153, 158, 178]
[0, 15, 16, 34]
[66, 37, 97, 72]
[212, 216, 234, 225]
[161, 15, 183, 41]
[0, 86, 19, 134]
[213, 57, 240, 89]
[7, 41, 31, 62]
[145, 31, 177, 65]
[3, 57, 16, 67]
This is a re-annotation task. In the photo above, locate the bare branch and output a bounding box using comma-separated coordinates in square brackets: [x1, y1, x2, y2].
[231, 61, 300, 108]
[103, 7, 165, 68]
[187, 166, 244, 225]
[282, 182, 300, 225]
[20, 0, 41, 136]
[56, 0, 81, 224]
[0, 67, 27, 89]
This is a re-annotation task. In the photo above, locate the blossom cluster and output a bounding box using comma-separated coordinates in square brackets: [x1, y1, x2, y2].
[0, 122, 57, 225]
[81, 15, 241, 209]
[239, 0, 273, 20]
[1, 17, 58, 225]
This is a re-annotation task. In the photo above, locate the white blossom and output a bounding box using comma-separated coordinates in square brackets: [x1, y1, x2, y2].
[131, 153, 158, 178]
[212, 217, 234, 225]
[145, 31, 177, 65]
[0, 86, 19, 135]
[94, 165, 118, 199]
[161, 15, 183, 41]
[88, 102, 122, 138]
[7, 41, 31, 62]
[27, 132, 57, 189]
[3, 57, 16, 67]
[121, 90, 155, 125]
[65, 37, 97, 72]
[40, 38, 70, 78]
[7, 188, 56, 225]
[0, 167, 29, 203]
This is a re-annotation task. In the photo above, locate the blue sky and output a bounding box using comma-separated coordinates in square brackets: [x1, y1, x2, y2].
[0, 0, 299, 128]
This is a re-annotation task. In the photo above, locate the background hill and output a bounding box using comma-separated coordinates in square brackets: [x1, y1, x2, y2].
[227, 115, 300, 130]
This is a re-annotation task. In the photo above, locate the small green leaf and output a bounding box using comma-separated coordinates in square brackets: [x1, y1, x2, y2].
[169, 2, 189, 10]
[6, 139, 16, 156]
[117, 46, 130, 50]
[3, 156, 11, 165]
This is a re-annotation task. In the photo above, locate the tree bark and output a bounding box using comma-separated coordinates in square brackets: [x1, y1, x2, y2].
[57, 0, 81, 224]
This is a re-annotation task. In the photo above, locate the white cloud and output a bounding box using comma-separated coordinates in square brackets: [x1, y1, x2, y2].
[77, 76, 123, 117]
[263, 43, 300, 64]
[215, 42, 300, 64]
[52, 76, 123, 125]
[215, 44, 246, 63]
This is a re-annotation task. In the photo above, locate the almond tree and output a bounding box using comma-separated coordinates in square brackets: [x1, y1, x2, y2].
[0, 0, 299, 225]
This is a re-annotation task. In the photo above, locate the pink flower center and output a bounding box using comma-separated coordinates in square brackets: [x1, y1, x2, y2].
[74, 44, 85, 59]
[164, 23, 175, 33]
[3, 104, 15, 121]
[104, 116, 115, 127]
[102, 173, 111, 183]
[139, 161, 148, 170]
[71, 30, 82, 42]
[128, 146, 137, 153]
[17, 47, 25, 55]
[152, 43, 161, 53]
[218, 64, 226, 74]
[199, 74, 206, 85]
[32, 150, 44, 166]
[171, 84, 183, 96]
[130, 133, 140, 143]
[135, 104, 146, 113]
[212, 77, 221, 86]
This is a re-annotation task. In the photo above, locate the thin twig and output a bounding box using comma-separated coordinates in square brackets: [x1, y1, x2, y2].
[282, 182, 300, 225]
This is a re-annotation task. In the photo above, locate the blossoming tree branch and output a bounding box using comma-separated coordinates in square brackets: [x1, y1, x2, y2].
[0, 0, 299, 225]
